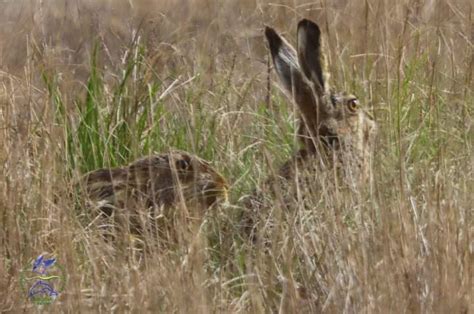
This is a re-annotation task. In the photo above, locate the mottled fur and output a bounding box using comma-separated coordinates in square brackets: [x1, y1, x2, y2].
[242, 19, 377, 236]
[82, 150, 228, 238]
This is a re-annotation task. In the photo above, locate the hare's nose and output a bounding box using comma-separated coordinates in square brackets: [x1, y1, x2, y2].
[204, 180, 228, 194]
[204, 176, 229, 199]
[213, 172, 229, 192]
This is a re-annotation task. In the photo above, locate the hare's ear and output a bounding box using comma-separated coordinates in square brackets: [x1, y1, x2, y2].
[265, 26, 315, 119]
[296, 19, 327, 96]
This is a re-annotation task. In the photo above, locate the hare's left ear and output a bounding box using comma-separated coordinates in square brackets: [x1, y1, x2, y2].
[296, 19, 328, 96]
[264, 26, 314, 105]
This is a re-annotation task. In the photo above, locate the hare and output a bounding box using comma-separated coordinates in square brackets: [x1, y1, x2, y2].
[81, 150, 228, 241]
[242, 19, 377, 235]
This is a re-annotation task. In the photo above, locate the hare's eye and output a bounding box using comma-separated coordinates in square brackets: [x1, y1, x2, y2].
[347, 98, 359, 112]
[176, 159, 191, 171]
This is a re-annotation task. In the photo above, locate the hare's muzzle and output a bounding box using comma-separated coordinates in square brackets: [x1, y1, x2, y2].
[201, 173, 229, 206]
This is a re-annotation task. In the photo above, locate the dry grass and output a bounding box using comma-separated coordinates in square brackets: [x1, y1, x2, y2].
[1, 0, 472, 312]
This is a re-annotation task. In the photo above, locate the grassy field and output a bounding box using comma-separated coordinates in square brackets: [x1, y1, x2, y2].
[1, 0, 472, 312]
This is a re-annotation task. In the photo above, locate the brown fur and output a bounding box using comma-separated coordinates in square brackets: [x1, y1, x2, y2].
[81, 150, 228, 239]
[242, 19, 377, 238]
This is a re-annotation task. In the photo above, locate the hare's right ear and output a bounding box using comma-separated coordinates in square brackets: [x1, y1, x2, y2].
[265, 26, 314, 111]
[296, 19, 327, 96]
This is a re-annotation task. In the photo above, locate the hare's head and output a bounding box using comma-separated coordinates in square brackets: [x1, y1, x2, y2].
[165, 151, 229, 207]
[265, 19, 377, 181]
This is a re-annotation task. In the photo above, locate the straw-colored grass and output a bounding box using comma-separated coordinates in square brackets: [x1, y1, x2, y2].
[1, 0, 472, 312]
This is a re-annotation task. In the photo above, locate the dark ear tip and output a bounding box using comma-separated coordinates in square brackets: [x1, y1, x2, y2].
[298, 18, 321, 34]
[265, 26, 281, 50]
[264, 26, 280, 44]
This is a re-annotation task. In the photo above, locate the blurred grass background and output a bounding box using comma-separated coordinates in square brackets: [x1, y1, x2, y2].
[0, 0, 472, 312]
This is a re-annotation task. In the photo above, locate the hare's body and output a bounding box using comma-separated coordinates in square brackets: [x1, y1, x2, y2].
[242, 19, 377, 235]
[82, 151, 228, 237]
